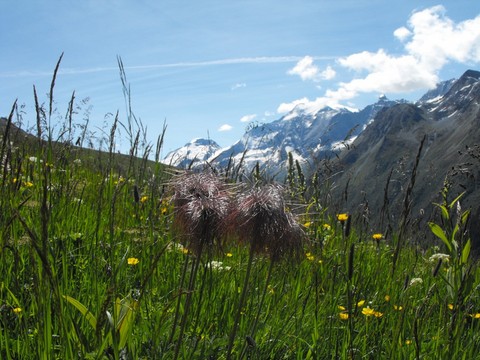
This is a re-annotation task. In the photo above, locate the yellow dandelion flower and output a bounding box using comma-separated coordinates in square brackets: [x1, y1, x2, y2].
[305, 252, 315, 261]
[24, 181, 33, 188]
[12, 178, 17, 184]
[339, 312, 349, 320]
[357, 300, 365, 307]
[127, 257, 140, 265]
[362, 307, 375, 316]
[304, 221, 312, 228]
[372, 233, 383, 240]
[405, 339, 412, 345]
[12, 307, 22, 314]
[385, 295, 391, 302]
[323, 223, 332, 231]
[182, 247, 189, 255]
[393, 305, 404, 311]
[338, 305, 346, 311]
[336, 213, 348, 222]
[362, 307, 383, 317]
[226, 252, 233, 257]
[161, 207, 168, 215]
[448, 304, 454, 310]
[140, 196, 148, 203]
[470, 313, 480, 319]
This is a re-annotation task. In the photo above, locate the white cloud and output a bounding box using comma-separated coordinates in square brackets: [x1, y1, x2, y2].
[404, 5, 480, 68]
[277, 97, 310, 113]
[288, 56, 318, 80]
[276, 96, 345, 114]
[240, 114, 257, 122]
[393, 26, 411, 42]
[287, 56, 336, 82]
[320, 65, 336, 80]
[218, 124, 233, 132]
[309, 6, 480, 105]
[232, 83, 246, 90]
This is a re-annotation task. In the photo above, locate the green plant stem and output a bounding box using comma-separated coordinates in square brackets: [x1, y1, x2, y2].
[168, 253, 191, 345]
[173, 241, 204, 360]
[226, 245, 255, 360]
[239, 258, 275, 359]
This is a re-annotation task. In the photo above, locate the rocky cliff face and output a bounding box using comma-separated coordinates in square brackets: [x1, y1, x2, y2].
[327, 70, 480, 242]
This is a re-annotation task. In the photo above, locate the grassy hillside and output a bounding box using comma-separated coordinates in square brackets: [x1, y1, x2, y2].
[1, 67, 480, 359]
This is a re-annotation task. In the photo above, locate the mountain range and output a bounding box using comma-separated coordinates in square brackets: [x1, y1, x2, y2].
[163, 75, 455, 178]
[163, 70, 480, 243]
[329, 69, 480, 240]
[163, 96, 410, 176]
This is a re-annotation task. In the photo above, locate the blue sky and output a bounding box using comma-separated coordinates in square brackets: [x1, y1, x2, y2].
[1, 1, 480, 156]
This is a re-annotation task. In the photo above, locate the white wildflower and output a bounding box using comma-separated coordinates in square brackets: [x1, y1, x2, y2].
[28, 156, 43, 163]
[207, 261, 231, 271]
[429, 253, 450, 263]
[167, 242, 186, 253]
[409, 278, 423, 287]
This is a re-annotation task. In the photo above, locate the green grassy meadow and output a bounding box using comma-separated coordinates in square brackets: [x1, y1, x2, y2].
[1, 62, 480, 359]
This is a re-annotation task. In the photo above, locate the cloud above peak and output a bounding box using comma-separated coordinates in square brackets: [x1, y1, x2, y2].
[218, 124, 233, 132]
[333, 6, 480, 100]
[240, 114, 257, 123]
[287, 56, 336, 82]
[402, 5, 480, 68]
[280, 6, 480, 112]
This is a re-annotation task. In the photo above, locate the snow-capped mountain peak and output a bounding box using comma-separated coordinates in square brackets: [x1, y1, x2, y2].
[163, 138, 220, 168]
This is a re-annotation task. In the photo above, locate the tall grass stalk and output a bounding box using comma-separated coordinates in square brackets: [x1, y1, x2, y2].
[392, 135, 426, 275]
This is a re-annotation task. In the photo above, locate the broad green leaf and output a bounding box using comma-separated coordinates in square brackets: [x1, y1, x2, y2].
[433, 203, 449, 221]
[429, 222, 451, 253]
[63, 295, 97, 330]
[111, 297, 139, 349]
[117, 299, 138, 349]
[452, 224, 459, 244]
[461, 239, 471, 265]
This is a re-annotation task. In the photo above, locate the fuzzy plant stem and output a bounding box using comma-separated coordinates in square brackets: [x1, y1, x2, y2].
[226, 244, 255, 360]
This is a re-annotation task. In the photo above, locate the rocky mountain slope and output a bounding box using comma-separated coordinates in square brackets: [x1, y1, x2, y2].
[328, 70, 480, 240]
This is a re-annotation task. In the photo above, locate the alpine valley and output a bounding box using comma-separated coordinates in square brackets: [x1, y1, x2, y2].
[163, 70, 480, 241]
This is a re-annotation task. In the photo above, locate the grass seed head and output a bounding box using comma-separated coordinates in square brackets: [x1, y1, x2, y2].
[171, 172, 231, 255]
[230, 184, 304, 262]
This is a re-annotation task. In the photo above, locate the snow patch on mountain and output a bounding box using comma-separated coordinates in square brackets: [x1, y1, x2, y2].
[163, 138, 220, 168]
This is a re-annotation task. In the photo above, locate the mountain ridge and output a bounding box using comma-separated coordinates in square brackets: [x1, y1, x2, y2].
[163, 76, 459, 177]
[327, 69, 480, 242]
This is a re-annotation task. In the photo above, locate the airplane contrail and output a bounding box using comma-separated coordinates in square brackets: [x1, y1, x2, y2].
[0, 55, 338, 78]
